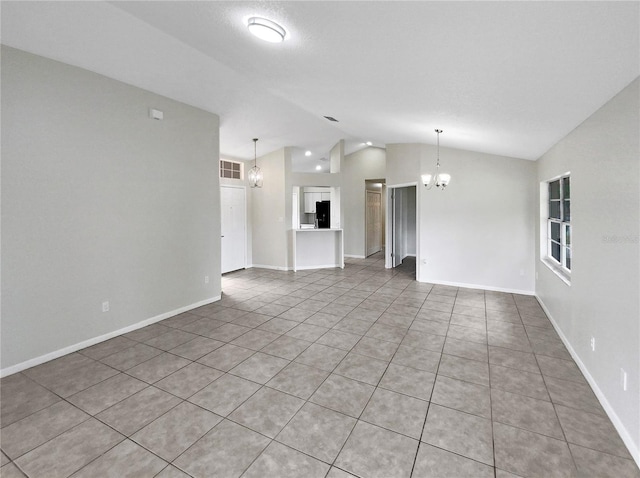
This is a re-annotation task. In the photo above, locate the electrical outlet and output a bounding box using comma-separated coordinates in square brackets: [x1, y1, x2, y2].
[205, 276, 209, 284]
[621, 368, 628, 391]
[102, 301, 110, 313]
[590, 337, 595, 351]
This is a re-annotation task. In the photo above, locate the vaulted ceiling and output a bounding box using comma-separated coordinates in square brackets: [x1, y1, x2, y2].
[3, 1, 639, 171]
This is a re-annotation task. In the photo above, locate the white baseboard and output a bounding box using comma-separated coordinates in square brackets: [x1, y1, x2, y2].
[420, 278, 534, 296]
[249, 263, 346, 272]
[536, 295, 640, 468]
[344, 254, 366, 259]
[0, 295, 222, 378]
[294, 264, 342, 271]
[249, 264, 290, 271]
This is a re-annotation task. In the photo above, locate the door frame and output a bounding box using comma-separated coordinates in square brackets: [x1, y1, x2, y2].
[386, 182, 419, 281]
[220, 184, 247, 274]
[365, 189, 382, 257]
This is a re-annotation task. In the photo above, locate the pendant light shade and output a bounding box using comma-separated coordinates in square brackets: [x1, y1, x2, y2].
[248, 138, 263, 188]
[422, 129, 451, 190]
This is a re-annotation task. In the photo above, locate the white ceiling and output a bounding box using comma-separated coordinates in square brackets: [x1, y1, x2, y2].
[2, 1, 639, 171]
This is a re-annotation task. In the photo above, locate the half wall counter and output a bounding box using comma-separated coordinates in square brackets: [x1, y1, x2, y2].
[292, 229, 344, 271]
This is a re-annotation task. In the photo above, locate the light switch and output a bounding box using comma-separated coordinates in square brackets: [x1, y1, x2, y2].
[149, 108, 164, 120]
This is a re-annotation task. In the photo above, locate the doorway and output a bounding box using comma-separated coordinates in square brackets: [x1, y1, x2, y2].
[387, 184, 418, 278]
[365, 190, 382, 256]
[365, 180, 385, 258]
[221, 185, 246, 273]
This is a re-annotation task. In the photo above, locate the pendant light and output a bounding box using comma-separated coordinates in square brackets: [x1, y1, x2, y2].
[422, 129, 451, 190]
[248, 138, 263, 188]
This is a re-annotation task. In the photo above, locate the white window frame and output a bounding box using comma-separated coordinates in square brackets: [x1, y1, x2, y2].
[541, 174, 571, 284]
[219, 159, 243, 180]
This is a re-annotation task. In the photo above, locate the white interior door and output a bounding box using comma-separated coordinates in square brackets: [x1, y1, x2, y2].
[221, 186, 246, 273]
[366, 191, 382, 256]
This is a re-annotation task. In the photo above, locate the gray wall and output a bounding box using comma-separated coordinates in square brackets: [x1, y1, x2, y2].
[1, 47, 221, 371]
[536, 78, 639, 457]
[343, 147, 386, 257]
[250, 148, 288, 270]
[386, 143, 536, 293]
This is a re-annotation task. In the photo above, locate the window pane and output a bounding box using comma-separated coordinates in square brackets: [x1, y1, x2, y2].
[550, 222, 561, 242]
[565, 247, 571, 270]
[563, 200, 570, 222]
[549, 180, 560, 200]
[232, 163, 240, 172]
[565, 225, 571, 245]
[549, 201, 561, 219]
[562, 177, 570, 199]
[551, 242, 561, 262]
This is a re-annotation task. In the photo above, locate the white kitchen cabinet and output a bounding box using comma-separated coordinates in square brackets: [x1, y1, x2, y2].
[304, 192, 322, 213]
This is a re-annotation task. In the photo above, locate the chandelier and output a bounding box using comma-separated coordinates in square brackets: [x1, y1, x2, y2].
[248, 138, 263, 188]
[422, 129, 451, 190]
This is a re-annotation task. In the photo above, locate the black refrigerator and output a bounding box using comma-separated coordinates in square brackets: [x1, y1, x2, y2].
[316, 201, 330, 228]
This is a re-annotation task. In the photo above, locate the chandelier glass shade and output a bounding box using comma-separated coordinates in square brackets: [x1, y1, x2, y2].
[248, 138, 263, 188]
[423, 129, 451, 190]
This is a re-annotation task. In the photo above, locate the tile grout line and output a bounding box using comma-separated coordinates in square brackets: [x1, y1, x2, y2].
[6, 255, 635, 477]
[522, 301, 581, 475]
[408, 285, 455, 477]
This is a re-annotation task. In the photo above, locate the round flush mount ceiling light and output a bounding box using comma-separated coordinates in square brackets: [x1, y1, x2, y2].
[305, 150, 312, 157]
[247, 17, 286, 43]
[315, 165, 322, 171]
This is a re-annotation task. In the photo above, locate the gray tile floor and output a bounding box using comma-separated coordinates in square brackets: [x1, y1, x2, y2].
[2, 253, 639, 477]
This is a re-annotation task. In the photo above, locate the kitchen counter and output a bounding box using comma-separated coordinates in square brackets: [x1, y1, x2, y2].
[292, 228, 344, 271]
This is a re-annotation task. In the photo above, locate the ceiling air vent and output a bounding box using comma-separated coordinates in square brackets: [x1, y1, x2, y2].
[323, 116, 339, 122]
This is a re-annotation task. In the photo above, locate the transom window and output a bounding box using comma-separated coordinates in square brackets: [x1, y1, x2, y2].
[548, 175, 571, 272]
[220, 160, 242, 179]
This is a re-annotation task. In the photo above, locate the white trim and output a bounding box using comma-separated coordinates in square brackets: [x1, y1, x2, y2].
[405, 253, 416, 258]
[0, 295, 221, 378]
[219, 159, 244, 180]
[220, 184, 247, 274]
[421, 278, 534, 296]
[386, 183, 419, 280]
[344, 254, 366, 259]
[249, 264, 290, 271]
[540, 257, 571, 286]
[365, 189, 383, 259]
[540, 174, 571, 284]
[536, 296, 640, 468]
[387, 181, 418, 188]
[294, 264, 343, 271]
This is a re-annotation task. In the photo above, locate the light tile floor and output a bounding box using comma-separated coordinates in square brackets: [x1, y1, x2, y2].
[2, 253, 639, 477]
